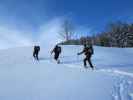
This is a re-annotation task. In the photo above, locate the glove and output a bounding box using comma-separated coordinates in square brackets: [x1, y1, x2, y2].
[77, 53, 80, 55]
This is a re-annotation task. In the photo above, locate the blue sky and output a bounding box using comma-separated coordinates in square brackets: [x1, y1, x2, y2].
[0, 0, 133, 48]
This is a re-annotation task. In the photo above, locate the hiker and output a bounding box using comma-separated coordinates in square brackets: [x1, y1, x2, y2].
[33, 45, 40, 60]
[51, 45, 62, 64]
[77, 44, 94, 69]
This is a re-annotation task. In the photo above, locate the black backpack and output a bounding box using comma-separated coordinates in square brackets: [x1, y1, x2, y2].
[89, 46, 94, 55]
[57, 46, 61, 53]
[36, 46, 40, 51]
[85, 47, 94, 55]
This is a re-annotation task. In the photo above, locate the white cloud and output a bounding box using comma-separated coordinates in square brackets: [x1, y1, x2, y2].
[0, 26, 33, 49]
[0, 17, 64, 49]
[37, 17, 64, 48]
[0, 17, 93, 49]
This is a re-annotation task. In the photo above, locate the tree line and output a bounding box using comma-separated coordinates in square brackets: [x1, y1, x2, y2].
[60, 21, 133, 47]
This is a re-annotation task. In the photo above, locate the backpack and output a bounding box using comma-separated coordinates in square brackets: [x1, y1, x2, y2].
[85, 47, 94, 55]
[36, 46, 40, 51]
[57, 46, 61, 53]
[89, 46, 94, 55]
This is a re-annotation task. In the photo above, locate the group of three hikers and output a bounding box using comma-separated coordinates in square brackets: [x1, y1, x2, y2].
[33, 43, 94, 69]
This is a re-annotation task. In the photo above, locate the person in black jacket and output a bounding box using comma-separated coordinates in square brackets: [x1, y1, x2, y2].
[51, 45, 61, 64]
[77, 44, 94, 69]
[33, 45, 40, 60]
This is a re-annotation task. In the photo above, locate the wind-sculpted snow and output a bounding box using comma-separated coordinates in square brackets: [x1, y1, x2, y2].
[0, 46, 133, 100]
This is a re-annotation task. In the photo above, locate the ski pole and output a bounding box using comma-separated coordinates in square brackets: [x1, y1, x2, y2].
[50, 53, 53, 62]
[77, 54, 79, 62]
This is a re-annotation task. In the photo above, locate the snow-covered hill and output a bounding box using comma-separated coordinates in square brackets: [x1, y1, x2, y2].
[0, 45, 133, 100]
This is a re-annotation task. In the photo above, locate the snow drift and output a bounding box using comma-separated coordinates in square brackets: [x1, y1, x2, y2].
[0, 45, 133, 100]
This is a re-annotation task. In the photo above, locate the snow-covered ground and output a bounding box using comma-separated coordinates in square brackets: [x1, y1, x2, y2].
[0, 45, 133, 100]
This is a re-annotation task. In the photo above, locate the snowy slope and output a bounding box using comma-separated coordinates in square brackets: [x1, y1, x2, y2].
[0, 45, 133, 100]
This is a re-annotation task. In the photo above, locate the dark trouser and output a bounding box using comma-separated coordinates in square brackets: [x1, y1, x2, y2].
[33, 51, 39, 60]
[54, 53, 60, 61]
[84, 55, 94, 69]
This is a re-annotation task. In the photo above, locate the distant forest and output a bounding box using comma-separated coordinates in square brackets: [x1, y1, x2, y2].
[60, 21, 133, 47]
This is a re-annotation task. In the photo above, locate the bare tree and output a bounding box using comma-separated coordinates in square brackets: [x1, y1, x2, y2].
[60, 20, 74, 41]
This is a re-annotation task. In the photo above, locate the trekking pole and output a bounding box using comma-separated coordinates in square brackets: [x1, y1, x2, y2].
[77, 47, 80, 62]
[50, 53, 53, 62]
[58, 54, 62, 64]
[77, 54, 79, 62]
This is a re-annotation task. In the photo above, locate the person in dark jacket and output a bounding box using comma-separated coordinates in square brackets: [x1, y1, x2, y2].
[33, 45, 40, 60]
[77, 44, 94, 69]
[51, 45, 61, 64]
